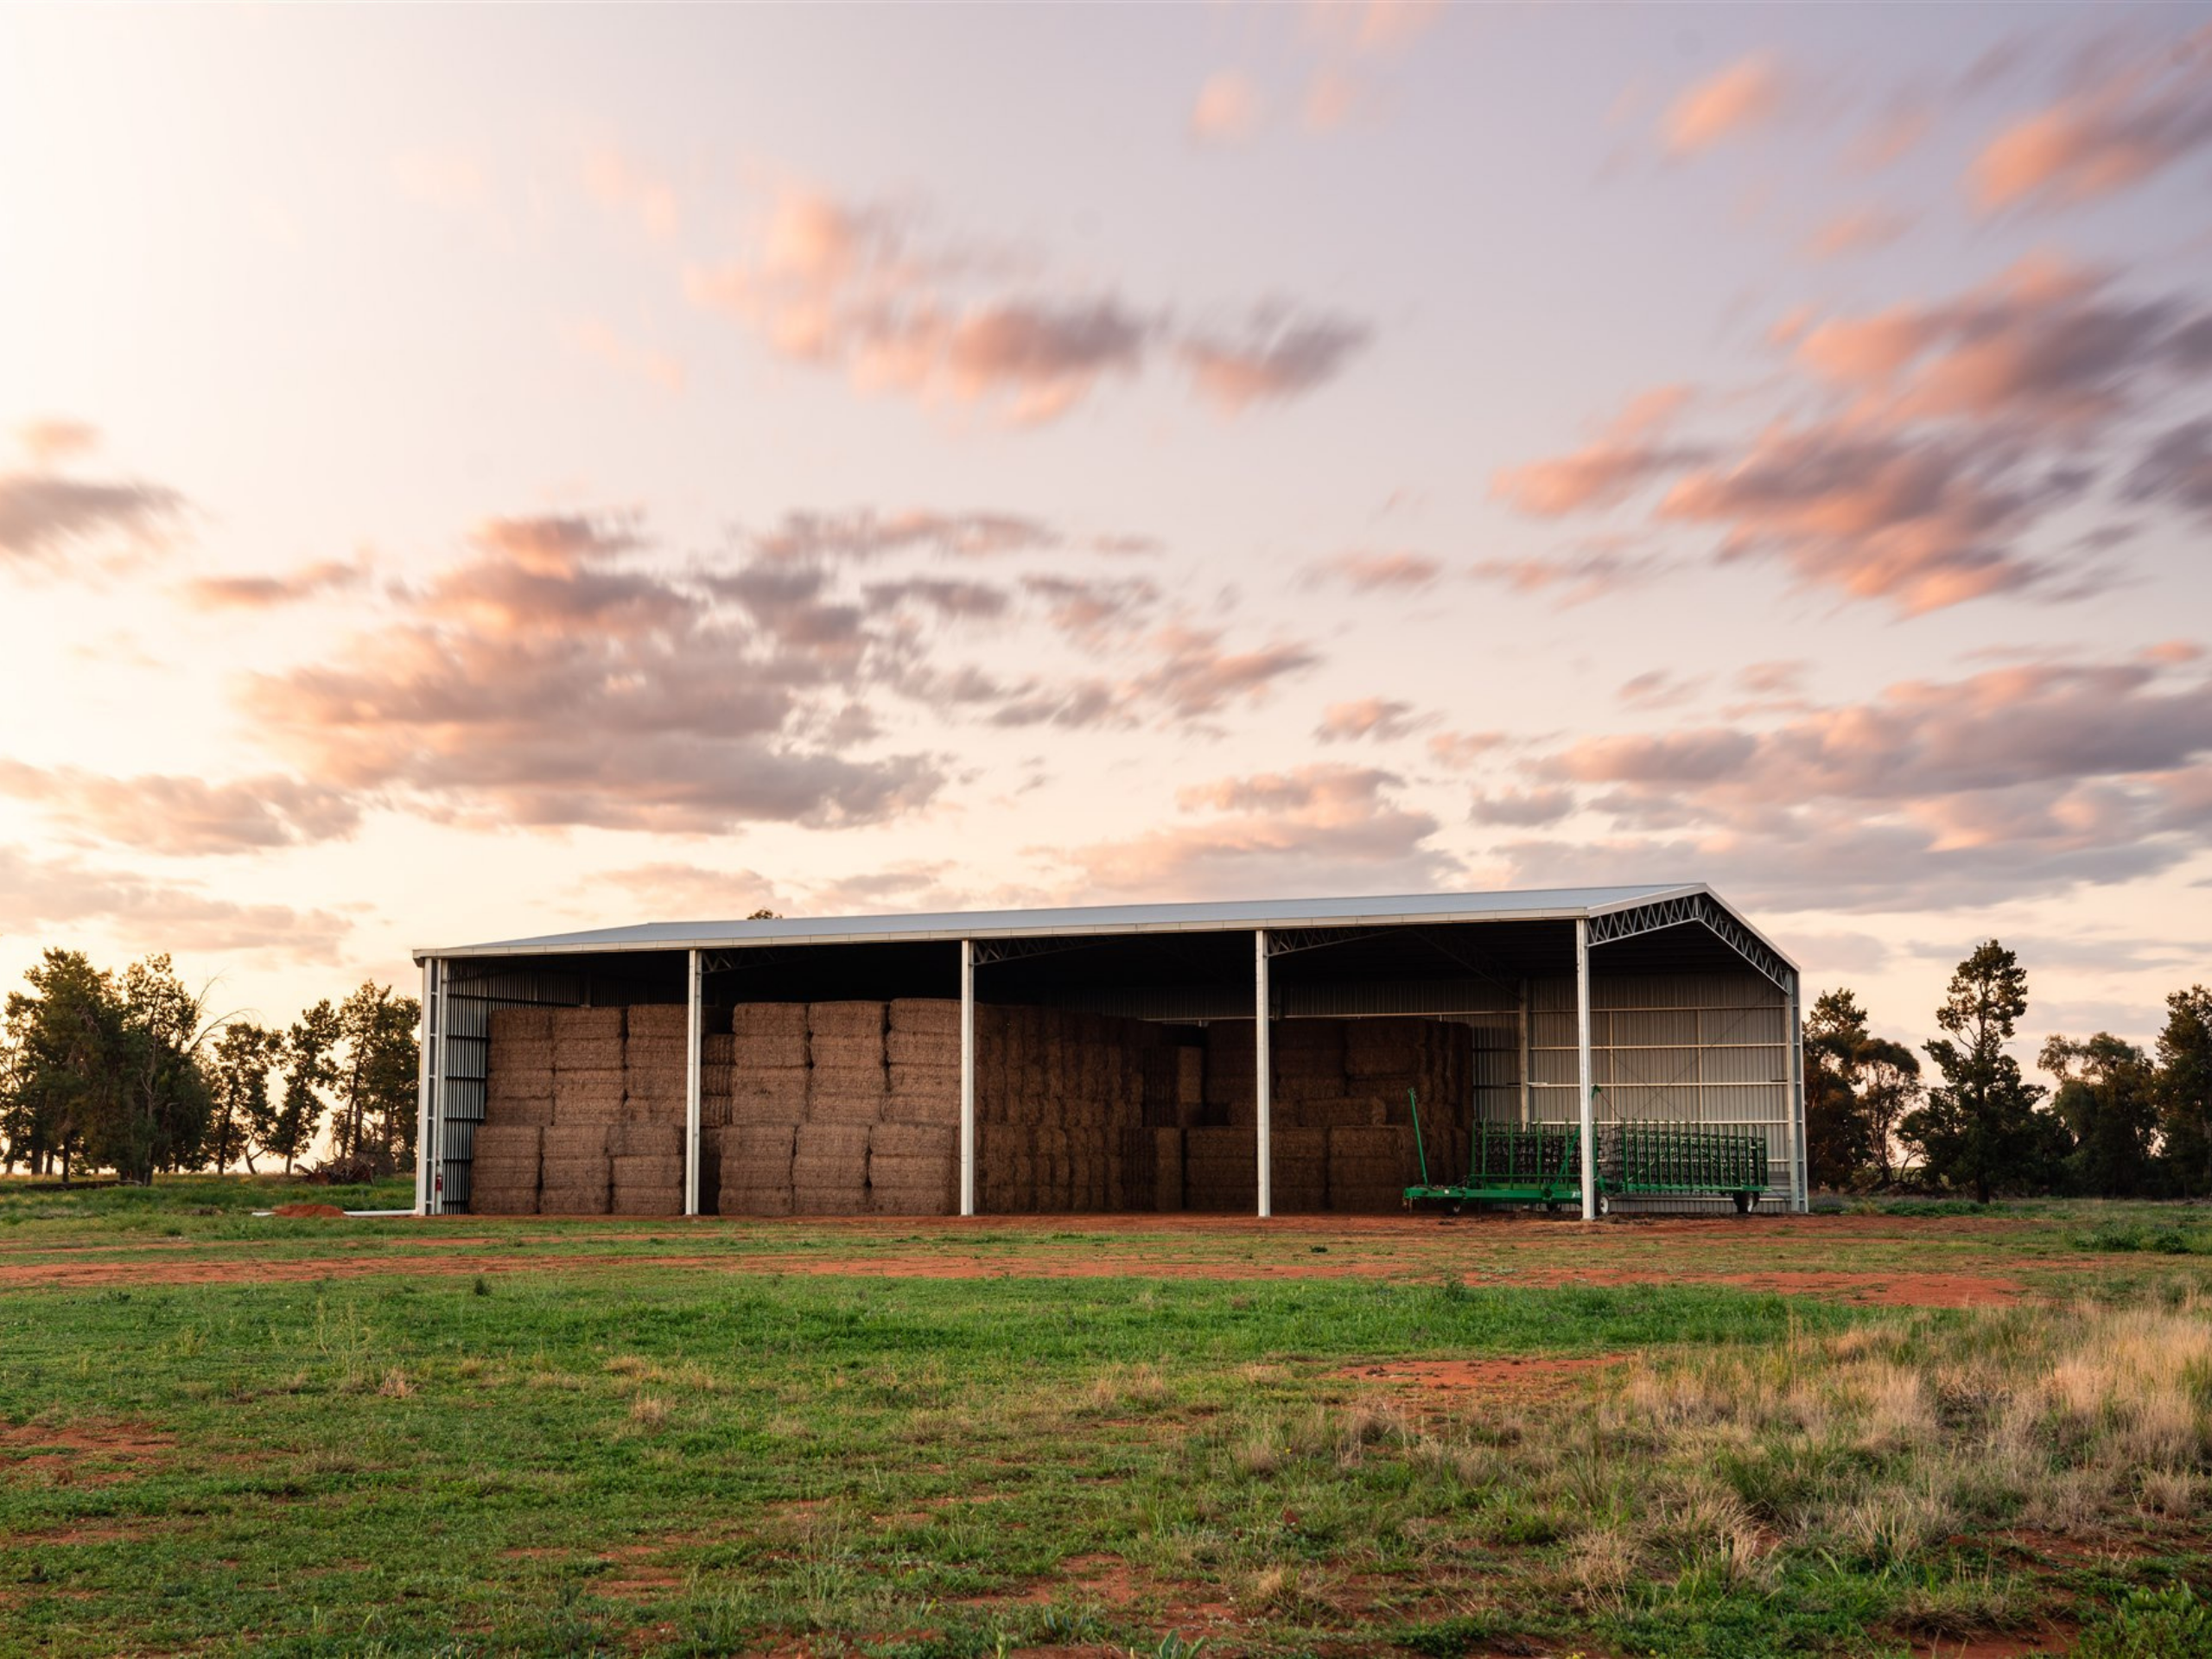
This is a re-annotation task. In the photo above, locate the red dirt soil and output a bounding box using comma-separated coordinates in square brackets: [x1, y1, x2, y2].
[0, 1244, 2024, 1306]
[270, 1203, 346, 1218]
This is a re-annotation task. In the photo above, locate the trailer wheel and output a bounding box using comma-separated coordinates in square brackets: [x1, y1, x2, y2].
[1732, 1191, 1752, 1214]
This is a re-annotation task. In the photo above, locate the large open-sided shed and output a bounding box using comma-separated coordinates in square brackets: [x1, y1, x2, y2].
[413, 883, 1806, 1218]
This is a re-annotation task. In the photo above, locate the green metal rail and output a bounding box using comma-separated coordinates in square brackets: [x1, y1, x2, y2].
[1399, 1090, 1770, 1212]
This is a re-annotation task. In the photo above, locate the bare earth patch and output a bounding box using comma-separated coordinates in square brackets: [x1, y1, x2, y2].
[1338, 1354, 1631, 1399]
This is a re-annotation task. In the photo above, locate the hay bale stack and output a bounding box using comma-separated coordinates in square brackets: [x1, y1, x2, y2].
[791, 1122, 869, 1214]
[868, 1122, 956, 1215]
[1143, 1127, 1183, 1211]
[551, 1066, 624, 1126]
[607, 1122, 683, 1217]
[718, 1123, 796, 1217]
[553, 1007, 624, 1071]
[1270, 1126, 1328, 1213]
[626, 1004, 689, 1038]
[732, 1002, 810, 1069]
[485, 1007, 556, 1128]
[1327, 1124, 1419, 1213]
[886, 1000, 961, 1124]
[1183, 1126, 1257, 1212]
[468, 1123, 541, 1215]
[805, 1001, 886, 1128]
[538, 1122, 611, 1214]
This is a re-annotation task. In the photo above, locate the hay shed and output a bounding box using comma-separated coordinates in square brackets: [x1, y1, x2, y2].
[412, 885, 1807, 1220]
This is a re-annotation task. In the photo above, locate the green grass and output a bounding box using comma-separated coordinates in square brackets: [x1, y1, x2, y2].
[2, 1180, 2209, 1656]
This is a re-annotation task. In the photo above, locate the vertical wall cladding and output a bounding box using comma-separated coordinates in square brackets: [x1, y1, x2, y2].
[435, 969, 594, 1211]
[1529, 970, 1794, 1204]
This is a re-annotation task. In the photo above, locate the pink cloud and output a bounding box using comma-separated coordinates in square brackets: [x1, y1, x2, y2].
[1191, 71, 1265, 144]
[0, 843, 351, 960]
[15, 416, 99, 465]
[1802, 207, 1915, 260]
[0, 763, 360, 855]
[687, 183, 1367, 423]
[1063, 763, 1452, 899]
[1497, 656, 2212, 911]
[1314, 696, 1426, 743]
[1179, 310, 1372, 414]
[179, 556, 370, 612]
[1312, 550, 1440, 590]
[1971, 25, 2212, 213]
[1662, 53, 1785, 155]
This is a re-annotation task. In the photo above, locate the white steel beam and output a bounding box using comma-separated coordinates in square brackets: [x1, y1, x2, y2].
[415, 957, 435, 1216]
[428, 960, 448, 1215]
[1517, 976, 1532, 1128]
[959, 939, 976, 1217]
[1255, 929, 1272, 1218]
[684, 949, 702, 1217]
[1786, 976, 1808, 1213]
[1576, 918, 1596, 1221]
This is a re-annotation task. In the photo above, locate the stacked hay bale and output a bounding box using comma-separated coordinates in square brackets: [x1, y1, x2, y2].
[869, 1122, 957, 1214]
[541, 1122, 612, 1214]
[804, 1001, 887, 1126]
[468, 1123, 542, 1214]
[552, 1007, 626, 1130]
[1189, 1017, 1474, 1212]
[972, 1005, 1166, 1213]
[720, 1123, 796, 1217]
[726, 1003, 809, 1125]
[1325, 1125, 1423, 1213]
[623, 1005, 690, 1122]
[885, 999, 960, 1126]
[610, 1121, 685, 1215]
[1181, 1126, 1257, 1212]
[793, 1122, 869, 1214]
[485, 1007, 555, 1128]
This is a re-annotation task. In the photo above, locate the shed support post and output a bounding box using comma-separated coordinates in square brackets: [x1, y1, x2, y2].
[1517, 977, 1532, 1128]
[1255, 929, 1272, 1219]
[1785, 974, 1808, 1213]
[684, 948, 702, 1217]
[427, 960, 448, 1216]
[1576, 919, 1596, 1221]
[959, 939, 976, 1217]
[415, 958, 435, 1216]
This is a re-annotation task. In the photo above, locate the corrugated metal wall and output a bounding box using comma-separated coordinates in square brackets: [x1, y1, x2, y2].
[1529, 970, 1794, 1210]
[429, 967, 594, 1212]
[1074, 968, 1797, 1212]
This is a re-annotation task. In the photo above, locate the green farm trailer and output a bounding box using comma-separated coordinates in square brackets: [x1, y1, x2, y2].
[1402, 1093, 1770, 1213]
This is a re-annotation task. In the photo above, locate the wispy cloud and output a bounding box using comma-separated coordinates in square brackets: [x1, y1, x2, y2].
[686, 183, 1370, 423]
[1662, 53, 1786, 155]
[1971, 24, 2212, 213]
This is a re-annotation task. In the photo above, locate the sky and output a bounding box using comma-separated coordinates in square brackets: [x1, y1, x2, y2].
[1, 3, 2209, 1066]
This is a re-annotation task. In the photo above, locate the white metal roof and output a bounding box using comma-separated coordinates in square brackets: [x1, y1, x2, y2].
[416, 882, 1794, 969]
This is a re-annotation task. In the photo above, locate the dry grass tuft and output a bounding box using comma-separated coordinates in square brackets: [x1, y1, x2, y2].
[377, 1367, 413, 1400]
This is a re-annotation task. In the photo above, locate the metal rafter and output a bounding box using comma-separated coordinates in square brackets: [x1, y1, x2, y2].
[1263, 925, 1387, 957]
[969, 936, 1117, 966]
[1586, 893, 1796, 994]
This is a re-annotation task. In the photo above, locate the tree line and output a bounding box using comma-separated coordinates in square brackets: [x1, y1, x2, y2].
[0, 948, 420, 1184]
[1807, 940, 2212, 1200]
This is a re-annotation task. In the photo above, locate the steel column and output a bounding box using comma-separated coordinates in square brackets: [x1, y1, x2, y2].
[1255, 929, 1272, 1218]
[1786, 974, 1808, 1212]
[684, 949, 702, 1217]
[428, 960, 448, 1216]
[1576, 918, 1596, 1221]
[1517, 976, 1532, 1128]
[959, 939, 976, 1217]
[415, 958, 435, 1215]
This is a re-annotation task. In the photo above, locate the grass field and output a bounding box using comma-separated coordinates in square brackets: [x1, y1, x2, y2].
[4, 1179, 2212, 1656]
